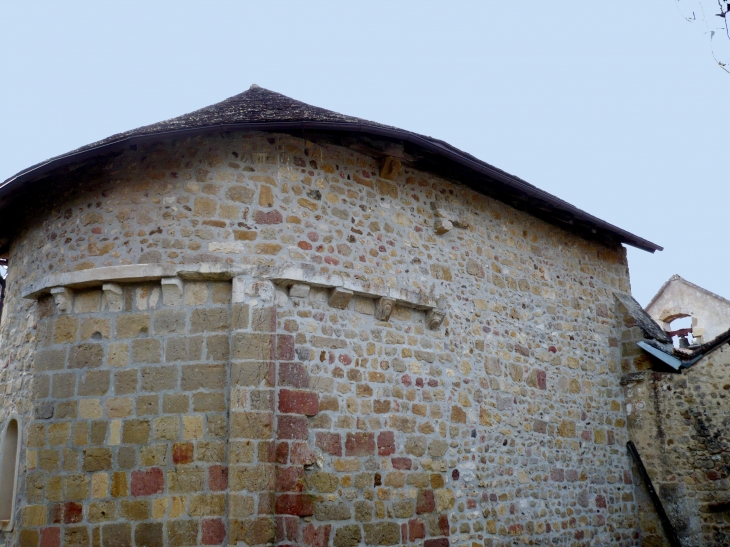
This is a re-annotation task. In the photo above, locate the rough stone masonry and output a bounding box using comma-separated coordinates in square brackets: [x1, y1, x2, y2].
[0, 87, 662, 546]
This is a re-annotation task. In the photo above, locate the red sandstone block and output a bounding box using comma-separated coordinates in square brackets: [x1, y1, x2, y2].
[437, 514, 449, 536]
[63, 502, 82, 524]
[172, 442, 194, 465]
[275, 494, 314, 517]
[202, 518, 226, 545]
[537, 369, 547, 390]
[345, 432, 375, 456]
[276, 442, 289, 464]
[276, 516, 300, 542]
[624, 470, 633, 485]
[550, 468, 565, 482]
[408, 519, 426, 541]
[279, 363, 309, 388]
[278, 389, 319, 416]
[416, 489, 435, 514]
[466, 498, 477, 509]
[391, 457, 412, 470]
[424, 539, 449, 547]
[41, 527, 61, 547]
[415, 377, 424, 387]
[255, 210, 283, 224]
[302, 524, 331, 547]
[595, 495, 607, 508]
[290, 442, 316, 465]
[277, 466, 303, 492]
[131, 468, 164, 496]
[277, 335, 295, 361]
[315, 432, 342, 456]
[209, 465, 228, 491]
[377, 431, 396, 456]
[278, 415, 309, 440]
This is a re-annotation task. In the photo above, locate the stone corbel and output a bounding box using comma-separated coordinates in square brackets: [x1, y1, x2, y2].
[102, 283, 124, 312]
[160, 277, 183, 306]
[50, 287, 73, 314]
[375, 297, 396, 321]
[379, 156, 402, 181]
[289, 283, 310, 298]
[329, 288, 353, 310]
[426, 309, 446, 330]
[432, 202, 469, 235]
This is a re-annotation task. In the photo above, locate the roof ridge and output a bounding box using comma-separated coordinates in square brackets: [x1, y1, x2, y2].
[646, 274, 730, 313]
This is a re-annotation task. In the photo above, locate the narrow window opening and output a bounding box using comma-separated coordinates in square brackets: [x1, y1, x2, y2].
[0, 418, 20, 530]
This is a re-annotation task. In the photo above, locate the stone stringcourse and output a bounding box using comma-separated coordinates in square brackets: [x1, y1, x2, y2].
[22, 263, 447, 331]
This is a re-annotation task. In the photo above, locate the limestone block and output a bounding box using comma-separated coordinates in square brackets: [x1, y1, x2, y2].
[289, 283, 310, 299]
[50, 287, 74, 313]
[161, 277, 183, 306]
[232, 276, 247, 303]
[329, 288, 353, 310]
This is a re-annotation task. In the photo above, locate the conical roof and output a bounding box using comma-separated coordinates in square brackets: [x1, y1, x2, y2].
[0, 85, 662, 253]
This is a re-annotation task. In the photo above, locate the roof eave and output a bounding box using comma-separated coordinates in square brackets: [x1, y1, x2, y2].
[0, 120, 663, 254]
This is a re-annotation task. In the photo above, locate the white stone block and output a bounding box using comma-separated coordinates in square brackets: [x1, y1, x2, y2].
[102, 283, 124, 312]
[160, 277, 183, 306]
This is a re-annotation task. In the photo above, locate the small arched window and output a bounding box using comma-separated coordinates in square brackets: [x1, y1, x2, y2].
[0, 417, 21, 531]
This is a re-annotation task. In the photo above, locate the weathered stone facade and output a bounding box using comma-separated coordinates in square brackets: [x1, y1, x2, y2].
[0, 88, 656, 546]
[619, 289, 730, 547]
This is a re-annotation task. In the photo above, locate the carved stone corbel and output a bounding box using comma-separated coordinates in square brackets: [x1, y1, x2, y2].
[375, 297, 396, 321]
[426, 309, 446, 330]
[50, 287, 73, 314]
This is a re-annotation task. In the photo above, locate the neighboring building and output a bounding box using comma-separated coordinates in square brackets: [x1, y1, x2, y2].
[620, 279, 730, 546]
[646, 275, 730, 345]
[0, 86, 663, 547]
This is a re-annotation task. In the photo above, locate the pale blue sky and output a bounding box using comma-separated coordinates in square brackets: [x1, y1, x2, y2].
[1, 1, 727, 305]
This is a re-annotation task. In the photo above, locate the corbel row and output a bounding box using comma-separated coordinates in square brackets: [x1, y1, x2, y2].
[275, 267, 446, 330]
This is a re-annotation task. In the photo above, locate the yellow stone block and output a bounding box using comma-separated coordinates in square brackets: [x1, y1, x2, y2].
[22, 505, 47, 527]
[109, 420, 121, 445]
[79, 399, 103, 419]
[152, 497, 169, 519]
[182, 416, 204, 440]
[92, 473, 108, 498]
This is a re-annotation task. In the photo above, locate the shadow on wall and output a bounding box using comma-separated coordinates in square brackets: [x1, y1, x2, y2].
[0, 259, 6, 325]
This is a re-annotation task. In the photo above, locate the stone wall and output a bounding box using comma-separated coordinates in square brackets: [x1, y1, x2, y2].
[0, 130, 640, 546]
[623, 345, 730, 546]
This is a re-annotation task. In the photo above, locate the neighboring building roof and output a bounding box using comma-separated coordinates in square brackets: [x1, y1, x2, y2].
[0, 85, 662, 253]
[646, 274, 730, 314]
[639, 325, 730, 370]
[615, 292, 671, 343]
